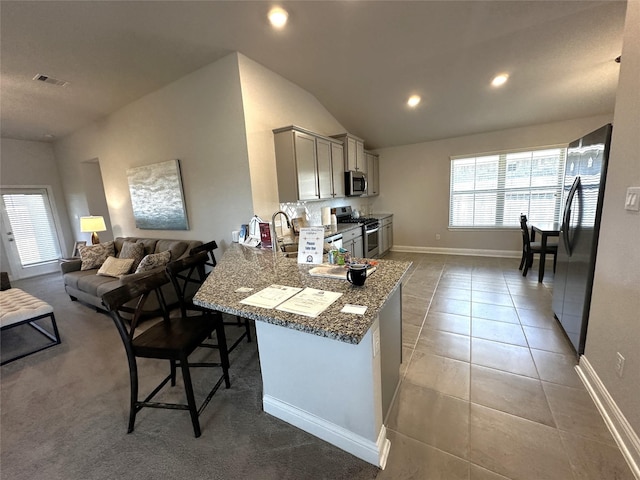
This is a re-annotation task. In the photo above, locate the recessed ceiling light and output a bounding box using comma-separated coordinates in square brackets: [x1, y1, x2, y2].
[491, 74, 509, 87]
[407, 95, 421, 107]
[268, 7, 288, 28]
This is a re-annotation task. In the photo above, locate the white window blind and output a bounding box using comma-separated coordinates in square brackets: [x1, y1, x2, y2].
[2, 191, 61, 266]
[449, 147, 566, 228]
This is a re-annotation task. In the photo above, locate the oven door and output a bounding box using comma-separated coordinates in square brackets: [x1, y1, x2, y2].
[365, 225, 379, 258]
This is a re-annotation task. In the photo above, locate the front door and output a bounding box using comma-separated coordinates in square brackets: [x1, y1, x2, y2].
[0, 188, 63, 279]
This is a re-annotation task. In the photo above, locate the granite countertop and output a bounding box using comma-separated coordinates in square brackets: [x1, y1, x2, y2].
[193, 243, 411, 345]
[323, 223, 363, 237]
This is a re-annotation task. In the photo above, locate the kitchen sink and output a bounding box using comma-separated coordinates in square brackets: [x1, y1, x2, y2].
[279, 241, 298, 258]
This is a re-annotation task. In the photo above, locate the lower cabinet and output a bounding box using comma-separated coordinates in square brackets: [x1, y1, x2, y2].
[380, 215, 393, 255]
[342, 227, 364, 259]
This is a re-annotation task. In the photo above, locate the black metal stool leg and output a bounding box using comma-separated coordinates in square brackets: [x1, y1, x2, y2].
[127, 356, 139, 434]
[180, 355, 201, 438]
[216, 321, 231, 389]
[170, 359, 177, 386]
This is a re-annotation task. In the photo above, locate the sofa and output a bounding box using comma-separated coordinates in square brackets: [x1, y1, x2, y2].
[61, 237, 202, 313]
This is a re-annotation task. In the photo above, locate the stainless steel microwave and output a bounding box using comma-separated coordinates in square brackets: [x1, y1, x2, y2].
[345, 170, 367, 196]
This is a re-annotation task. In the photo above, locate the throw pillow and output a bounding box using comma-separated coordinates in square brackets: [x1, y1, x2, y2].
[135, 250, 171, 274]
[97, 256, 134, 278]
[118, 241, 145, 271]
[79, 241, 115, 271]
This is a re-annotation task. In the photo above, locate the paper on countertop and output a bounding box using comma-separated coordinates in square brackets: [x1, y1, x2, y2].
[240, 284, 302, 309]
[235, 287, 253, 293]
[308, 265, 348, 279]
[341, 304, 368, 315]
[275, 287, 343, 318]
[308, 264, 377, 279]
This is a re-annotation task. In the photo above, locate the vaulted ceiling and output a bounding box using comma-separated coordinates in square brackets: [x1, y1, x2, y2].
[0, 1, 626, 149]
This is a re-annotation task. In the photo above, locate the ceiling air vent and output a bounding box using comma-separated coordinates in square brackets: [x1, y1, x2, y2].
[32, 74, 69, 87]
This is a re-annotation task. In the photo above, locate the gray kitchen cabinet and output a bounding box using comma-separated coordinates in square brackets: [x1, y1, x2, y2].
[331, 133, 366, 174]
[380, 215, 393, 255]
[331, 142, 345, 198]
[317, 137, 345, 199]
[274, 126, 345, 202]
[353, 235, 364, 258]
[342, 226, 364, 258]
[316, 137, 333, 199]
[365, 151, 379, 196]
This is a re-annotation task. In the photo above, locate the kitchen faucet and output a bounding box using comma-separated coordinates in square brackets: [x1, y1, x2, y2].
[271, 210, 292, 252]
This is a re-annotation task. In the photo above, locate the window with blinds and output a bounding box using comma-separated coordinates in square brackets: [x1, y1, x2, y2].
[2, 190, 61, 266]
[449, 147, 566, 228]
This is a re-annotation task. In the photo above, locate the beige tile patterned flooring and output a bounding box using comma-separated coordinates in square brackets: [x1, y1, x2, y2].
[377, 252, 634, 480]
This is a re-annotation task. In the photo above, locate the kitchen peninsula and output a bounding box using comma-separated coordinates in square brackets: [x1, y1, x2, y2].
[193, 244, 411, 468]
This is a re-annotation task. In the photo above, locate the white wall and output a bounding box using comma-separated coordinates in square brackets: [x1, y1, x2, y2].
[0, 138, 74, 264]
[373, 114, 613, 254]
[53, 53, 253, 250]
[585, 0, 640, 434]
[79, 160, 113, 243]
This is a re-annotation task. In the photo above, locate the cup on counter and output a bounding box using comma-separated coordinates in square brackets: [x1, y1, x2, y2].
[232, 230, 240, 243]
[347, 263, 368, 286]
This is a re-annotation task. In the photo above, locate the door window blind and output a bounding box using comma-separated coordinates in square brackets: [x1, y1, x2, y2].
[449, 147, 566, 228]
[2, 190, 61, 266]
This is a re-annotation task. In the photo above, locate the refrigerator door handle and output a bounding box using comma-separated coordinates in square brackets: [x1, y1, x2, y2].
[562, 176, 581, 256]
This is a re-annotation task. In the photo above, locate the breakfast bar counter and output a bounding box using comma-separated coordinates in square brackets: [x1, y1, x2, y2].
[194, 244, 411, 468]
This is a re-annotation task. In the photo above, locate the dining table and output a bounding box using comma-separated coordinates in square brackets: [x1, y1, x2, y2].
[530, 222, 561, 282]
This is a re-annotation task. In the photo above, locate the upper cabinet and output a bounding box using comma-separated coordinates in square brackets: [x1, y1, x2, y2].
[365, 150, 379, 196]
[331, 133, 367, 174]
[274, 126, 345, 202]
[330, 141, 346, 198]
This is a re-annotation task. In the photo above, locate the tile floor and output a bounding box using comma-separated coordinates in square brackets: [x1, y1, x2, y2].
[2, 253, 635, 480]
[377, 252, 634, 480]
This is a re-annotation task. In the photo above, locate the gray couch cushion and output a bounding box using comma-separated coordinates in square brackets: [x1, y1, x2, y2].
[77, 271, 120, 297]
[63, 269, 97, 290]
[155, 240, 188, 261]
[136, 239, 158, 256]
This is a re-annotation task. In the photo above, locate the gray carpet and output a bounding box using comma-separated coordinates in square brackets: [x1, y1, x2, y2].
[1, 273, 379, 480]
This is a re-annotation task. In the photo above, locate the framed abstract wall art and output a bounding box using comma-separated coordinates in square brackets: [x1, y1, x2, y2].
[126, 159, 189, 230]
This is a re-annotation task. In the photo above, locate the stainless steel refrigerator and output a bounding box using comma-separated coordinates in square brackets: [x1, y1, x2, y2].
[552, 124, 612, 355]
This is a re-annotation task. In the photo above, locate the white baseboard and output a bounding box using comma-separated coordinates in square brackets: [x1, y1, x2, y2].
[263, 394, 390, 468]
[391, 245, 520, 258]
[576, 356, 640, 479]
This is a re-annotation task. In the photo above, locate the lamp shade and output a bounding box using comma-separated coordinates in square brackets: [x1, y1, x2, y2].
[80, 216, 107, 244]
[80, 216, 106, 233]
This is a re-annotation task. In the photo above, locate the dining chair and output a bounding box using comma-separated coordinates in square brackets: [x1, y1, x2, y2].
[186, 241, 252, 353]
[101, 271, 230, 438]
[519, 214, 558, 277]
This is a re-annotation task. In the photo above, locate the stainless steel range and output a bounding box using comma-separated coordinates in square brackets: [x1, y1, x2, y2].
[334, 206, 379, 258]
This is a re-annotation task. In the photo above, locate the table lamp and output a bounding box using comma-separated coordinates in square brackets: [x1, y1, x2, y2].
[80, 215, 107, 245]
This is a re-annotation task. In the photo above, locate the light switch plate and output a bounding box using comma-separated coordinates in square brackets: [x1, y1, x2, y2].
[625, 187, 640, 212]
[372, 328, 380, 357]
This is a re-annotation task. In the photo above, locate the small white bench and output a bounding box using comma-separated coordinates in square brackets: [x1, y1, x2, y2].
[0, 287, 61, 365]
